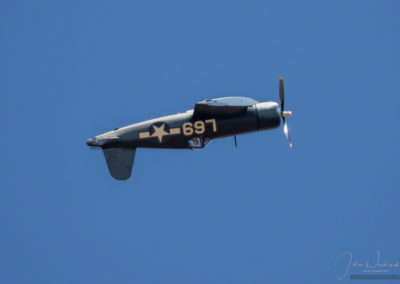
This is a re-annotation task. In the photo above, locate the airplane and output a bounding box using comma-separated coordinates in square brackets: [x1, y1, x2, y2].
[87, 77, 293, 180]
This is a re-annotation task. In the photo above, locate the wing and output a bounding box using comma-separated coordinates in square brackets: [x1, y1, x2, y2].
[193, 97, 259, 118]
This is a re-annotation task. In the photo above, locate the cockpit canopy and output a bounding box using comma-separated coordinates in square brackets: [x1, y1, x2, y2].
[193, 97, 260, 118]
[197, 97, 259, 107]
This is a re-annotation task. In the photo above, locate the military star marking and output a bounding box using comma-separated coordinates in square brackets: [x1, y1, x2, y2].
[138, 123, 181, 142]
[151, 124, 169, 143]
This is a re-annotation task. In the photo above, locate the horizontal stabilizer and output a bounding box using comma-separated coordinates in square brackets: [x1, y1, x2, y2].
[103, 148, 136, 180]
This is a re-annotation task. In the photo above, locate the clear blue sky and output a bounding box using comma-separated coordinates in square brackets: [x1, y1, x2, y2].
[1, 1, 399, 283]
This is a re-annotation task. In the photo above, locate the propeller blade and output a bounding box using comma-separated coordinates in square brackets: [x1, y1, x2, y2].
[279, 77, 285, 111]
[283, 118, 293, 148]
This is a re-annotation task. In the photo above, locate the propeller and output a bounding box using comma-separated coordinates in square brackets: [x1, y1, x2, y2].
[279, 77, 293, 148]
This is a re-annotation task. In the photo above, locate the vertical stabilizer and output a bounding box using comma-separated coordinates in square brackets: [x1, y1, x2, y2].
[103, 148, 136, 180]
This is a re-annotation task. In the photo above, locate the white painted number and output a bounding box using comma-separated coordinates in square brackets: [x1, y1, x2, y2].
[182, 122, 193, 136]
[194, 121, 205, 134]
[182, 119, 217, 136]
[205, 119, 217, 132]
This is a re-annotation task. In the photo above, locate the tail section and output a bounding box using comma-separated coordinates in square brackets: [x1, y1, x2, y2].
[103, 148, 136, 180]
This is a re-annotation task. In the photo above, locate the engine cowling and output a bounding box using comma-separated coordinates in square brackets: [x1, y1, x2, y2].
[255, 102, 281, 130]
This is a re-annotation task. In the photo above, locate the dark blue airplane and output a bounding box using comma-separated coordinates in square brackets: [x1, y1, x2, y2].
[87, 78, 293, 180]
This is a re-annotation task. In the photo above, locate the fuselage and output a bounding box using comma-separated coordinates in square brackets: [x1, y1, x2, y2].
[87, 100, 281, 150]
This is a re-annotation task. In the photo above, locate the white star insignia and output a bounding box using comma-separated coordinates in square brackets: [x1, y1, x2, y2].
[151, 124, 169, 143]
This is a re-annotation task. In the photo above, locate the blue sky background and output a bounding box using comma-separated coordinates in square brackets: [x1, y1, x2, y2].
[1, 1, 399, 283]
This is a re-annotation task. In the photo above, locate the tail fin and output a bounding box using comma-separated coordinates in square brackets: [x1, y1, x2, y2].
[103, 148, 136, 180]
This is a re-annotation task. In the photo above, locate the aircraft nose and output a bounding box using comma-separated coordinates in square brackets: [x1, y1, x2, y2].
[255, 102, 281, 130]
